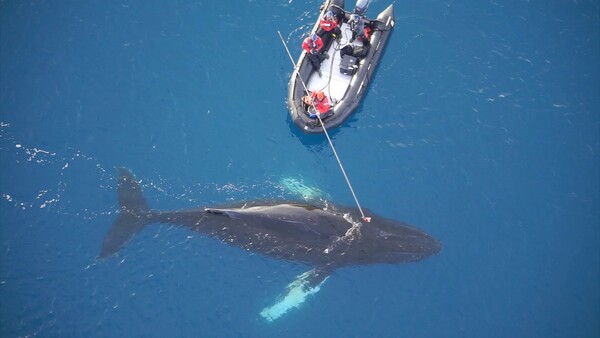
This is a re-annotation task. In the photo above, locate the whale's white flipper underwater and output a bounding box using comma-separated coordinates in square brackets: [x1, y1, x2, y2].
[100, 168, 441, 321]
[278, 176, 329, 201]
[260, 269, 329, 322]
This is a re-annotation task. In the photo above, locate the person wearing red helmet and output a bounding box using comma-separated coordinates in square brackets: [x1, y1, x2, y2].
[302, 90, 331, 118]
[302, 33, 329, 77]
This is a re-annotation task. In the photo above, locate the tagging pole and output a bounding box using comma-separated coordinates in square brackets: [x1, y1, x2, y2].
[277, 31, 371, 223]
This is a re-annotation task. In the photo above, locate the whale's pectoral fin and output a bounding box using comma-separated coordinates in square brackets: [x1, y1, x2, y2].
[260, 266, 332, 322]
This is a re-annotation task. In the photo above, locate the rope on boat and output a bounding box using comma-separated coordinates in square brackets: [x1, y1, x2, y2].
[277, 30, 371, 223]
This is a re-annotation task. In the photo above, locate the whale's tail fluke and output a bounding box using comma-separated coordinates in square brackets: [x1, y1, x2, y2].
[99, 167, 151, 258]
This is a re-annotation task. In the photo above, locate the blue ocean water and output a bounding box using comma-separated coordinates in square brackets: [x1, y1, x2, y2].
[1, 0, 598, 337]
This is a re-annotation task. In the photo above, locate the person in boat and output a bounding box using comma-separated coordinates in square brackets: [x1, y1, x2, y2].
[302, 33, 329, 77]
[318, 11, 341, 40]
[302, 90, 331, 118]
[349, 14, 370, 47]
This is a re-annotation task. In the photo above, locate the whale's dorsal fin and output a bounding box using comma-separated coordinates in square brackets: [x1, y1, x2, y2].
[204, 208, 227, 215]
[204, 208, 240, 218]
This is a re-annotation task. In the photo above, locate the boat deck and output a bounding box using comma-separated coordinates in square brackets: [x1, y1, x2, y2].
[306, 23, 364, 102]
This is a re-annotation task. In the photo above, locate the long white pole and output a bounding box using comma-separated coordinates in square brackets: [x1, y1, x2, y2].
[277, 31, 371, 223]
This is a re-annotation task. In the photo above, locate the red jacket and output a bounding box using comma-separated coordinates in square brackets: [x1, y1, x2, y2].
[311, 91, 330, 114]
[302, 36, 323, 53]
[319, 17, 338, 32]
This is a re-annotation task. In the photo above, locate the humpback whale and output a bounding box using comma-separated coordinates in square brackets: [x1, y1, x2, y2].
[100, 168, 441, 320]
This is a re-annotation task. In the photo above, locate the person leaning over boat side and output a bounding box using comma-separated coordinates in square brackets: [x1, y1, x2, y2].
[302, 33, 329, 77]
[318, 11, 341, 40]
[349, 14, 370, 48]
[302, 90, 331, 118]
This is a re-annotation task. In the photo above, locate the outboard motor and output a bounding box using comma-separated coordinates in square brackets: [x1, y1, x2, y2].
[354, 0, 369, 15]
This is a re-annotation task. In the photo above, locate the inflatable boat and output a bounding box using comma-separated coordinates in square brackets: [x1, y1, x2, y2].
[286, 0, 395, 133]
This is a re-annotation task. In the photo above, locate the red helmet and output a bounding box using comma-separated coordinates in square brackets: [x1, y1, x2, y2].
[316, 91, 325, 100]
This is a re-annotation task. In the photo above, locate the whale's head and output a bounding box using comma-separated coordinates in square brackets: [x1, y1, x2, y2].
[344, 211, 441, 265]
